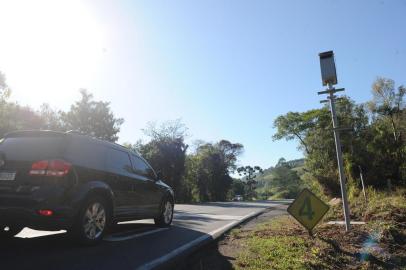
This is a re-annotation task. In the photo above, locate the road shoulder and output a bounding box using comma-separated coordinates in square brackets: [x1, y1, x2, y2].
[182, 203, 406, 270]
[177, 204, 288, 270]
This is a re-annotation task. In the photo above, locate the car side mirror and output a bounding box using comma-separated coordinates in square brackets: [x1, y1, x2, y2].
[156, 171, 163, 181]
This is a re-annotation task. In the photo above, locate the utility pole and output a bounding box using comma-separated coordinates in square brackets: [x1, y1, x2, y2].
[318, 51, 351, 231]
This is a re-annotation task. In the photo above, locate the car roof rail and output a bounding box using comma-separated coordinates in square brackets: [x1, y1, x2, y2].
[66, 130, 84, 135]
[66, 130, 142, 156]
[4, 130, 66, 138]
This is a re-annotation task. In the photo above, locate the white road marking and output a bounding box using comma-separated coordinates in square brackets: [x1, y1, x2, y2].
[174, 213, 245, 221]
[118, 219, 154, 225]
[106, 213, 248, 242]
[15, 225, 166, 242]
[14, 213, 243, 240]
[138, 211, 260, 270]
[105, 213, 247, 242]
[104, 228, 169, 242]
[16, 228, 66, 238]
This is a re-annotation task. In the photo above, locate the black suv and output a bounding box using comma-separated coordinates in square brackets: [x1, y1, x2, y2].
[0, 130, 174, 244]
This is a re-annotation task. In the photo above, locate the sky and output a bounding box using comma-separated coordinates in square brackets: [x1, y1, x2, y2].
[0, 0, 405, 169]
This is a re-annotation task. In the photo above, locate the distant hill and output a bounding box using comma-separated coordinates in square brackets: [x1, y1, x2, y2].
[257, 158, 304, 180]
[255, 158, 305, 199]
[284, 158, 305, 168]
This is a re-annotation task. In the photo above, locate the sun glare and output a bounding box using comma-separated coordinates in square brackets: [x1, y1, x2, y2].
[0, 0, 105, 109]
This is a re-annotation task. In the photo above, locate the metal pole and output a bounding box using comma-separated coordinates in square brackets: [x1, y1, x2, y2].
[328, 83, 351, 231]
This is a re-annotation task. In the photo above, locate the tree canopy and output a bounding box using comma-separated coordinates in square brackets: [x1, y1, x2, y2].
[60, 89, 124, 142]
[273, 77, 406, 196]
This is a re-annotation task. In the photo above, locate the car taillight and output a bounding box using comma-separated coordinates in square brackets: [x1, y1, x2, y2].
[29, 160, 48, 175]
[38, 209, 54, 216]
[47, 160, 71, 176]
[29, 159, 71, 177]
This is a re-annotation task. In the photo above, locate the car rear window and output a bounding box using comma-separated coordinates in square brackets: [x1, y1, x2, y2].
[0, 136, 66, 161]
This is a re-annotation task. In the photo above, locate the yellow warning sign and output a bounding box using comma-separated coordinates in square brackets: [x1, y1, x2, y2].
[287, 188, 329, 232]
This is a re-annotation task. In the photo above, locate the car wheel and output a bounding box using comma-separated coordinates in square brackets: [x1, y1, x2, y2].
[154, 198, 174, 227]
[71, 196, 110, 245]
[0, 224, 23, 239]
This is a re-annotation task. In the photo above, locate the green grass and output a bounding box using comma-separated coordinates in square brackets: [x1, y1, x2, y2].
[234, 216, 326, 270]
[236, 236, 314, 270]
[229, 228, 242, 238]
[233, 189, 406, 269]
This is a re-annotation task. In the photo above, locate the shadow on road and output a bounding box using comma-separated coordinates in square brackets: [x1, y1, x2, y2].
[109, 222, 157, 236]
[0, 203, 278, 270]
[0, 223, 214, 270]
[177, 241, 235, 270]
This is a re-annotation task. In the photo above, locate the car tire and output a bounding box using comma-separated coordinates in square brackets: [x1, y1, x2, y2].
[154, 197, 174, 227]
[0, 225, 23, 239]
[70, 196, 111, 245]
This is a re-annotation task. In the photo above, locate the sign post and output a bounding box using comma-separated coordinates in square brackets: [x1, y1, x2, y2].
[317, 51, 351, 231]
[287, 188, 329, 235]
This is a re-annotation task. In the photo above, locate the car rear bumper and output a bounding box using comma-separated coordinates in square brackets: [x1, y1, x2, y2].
[0, 184, 80, 230]
[0, 206, 75, 230]
[0, 190, 77, 230]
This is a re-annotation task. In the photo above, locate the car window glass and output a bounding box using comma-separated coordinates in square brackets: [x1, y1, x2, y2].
[131, 155, 156, 179]
[0, 136, 66, 161]
[65, 137, 106, 170]
[107, 148, 132, 175]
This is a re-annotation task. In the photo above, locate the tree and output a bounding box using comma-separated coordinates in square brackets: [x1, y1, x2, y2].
[304, 97, 371, 195]
[142, 119, 188, 141]
[0, 71, 11, 101]
[275, 157, 287, 167]
[38, 103, 64, 131]
[186, 140, 244, 202]
[237, 165, 263, 200]
[362, 78, 406, 186]
[60, 89, 124, 142]
[273, 78, 406, 195]
[0, 72, 45, 136]
[273, 109, 329, 155]
[137, 120, 189, 202]
[230, 179, 246, 197]
[368, 77, 405, 142]
[0, 103, 44, 137]
[0, 72, 6, 92]
[0, 75, 123, 140]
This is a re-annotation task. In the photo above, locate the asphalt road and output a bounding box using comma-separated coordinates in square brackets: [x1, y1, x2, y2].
[0, 200, 290, 270]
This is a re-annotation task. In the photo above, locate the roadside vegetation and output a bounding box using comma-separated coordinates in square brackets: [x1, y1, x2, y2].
[184, 191, 405, 269]
[273, 77, 406, 197]
[186, 76, 406, 269]
[255, 77, 406, 203]
[230, 188, 406, 269]
[0, 71, 245, 203]
[237, 76, 406, 269]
